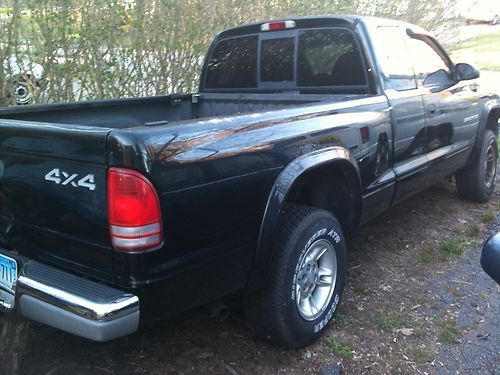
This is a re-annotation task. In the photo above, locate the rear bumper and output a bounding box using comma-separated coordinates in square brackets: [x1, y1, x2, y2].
[13, 260, 139, 341]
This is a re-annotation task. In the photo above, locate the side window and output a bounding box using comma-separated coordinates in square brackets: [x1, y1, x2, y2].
[297, 29, 366, 86]
[406, 38, 450, 81]
[372, 26, 417, 91]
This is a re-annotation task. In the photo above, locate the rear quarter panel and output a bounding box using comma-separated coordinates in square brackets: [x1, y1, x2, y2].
[107, 95, 392, 317]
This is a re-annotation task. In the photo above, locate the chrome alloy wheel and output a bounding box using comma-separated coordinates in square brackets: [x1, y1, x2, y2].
[484, 143, 496, 189]
[295, 239, 337, 321]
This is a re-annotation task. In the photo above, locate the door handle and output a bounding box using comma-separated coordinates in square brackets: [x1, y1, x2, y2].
[427, 104, 436, 115]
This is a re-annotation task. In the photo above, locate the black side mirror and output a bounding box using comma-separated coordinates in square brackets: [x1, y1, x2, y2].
[455, 63, 480, 81]
[481, 233, 500, 284]
[423, 69, 453, 92]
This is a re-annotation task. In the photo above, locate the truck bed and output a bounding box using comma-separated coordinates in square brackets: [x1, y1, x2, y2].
[0, 92, 364, 129]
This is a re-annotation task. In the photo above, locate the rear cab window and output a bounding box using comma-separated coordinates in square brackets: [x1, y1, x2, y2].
[298, 29, 366, 87]
[260, 37, 295, 83]
[205, 35, 258, 89]
[204, 26, 368, 92]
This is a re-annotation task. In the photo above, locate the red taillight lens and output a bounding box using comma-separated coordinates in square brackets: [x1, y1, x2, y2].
[269, 21, 286, 31]
[107, 167, 162, 251]
[260, 20, 296, 32]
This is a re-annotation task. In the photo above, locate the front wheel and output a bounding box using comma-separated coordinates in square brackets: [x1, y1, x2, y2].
[246, 206, 347, 348]
[455, 129, 497, 202]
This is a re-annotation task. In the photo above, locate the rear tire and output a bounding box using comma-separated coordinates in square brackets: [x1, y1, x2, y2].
[246, 205, 347, 348]
[455, 129, 497, 202]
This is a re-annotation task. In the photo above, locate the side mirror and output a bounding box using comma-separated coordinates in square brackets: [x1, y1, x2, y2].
[455, 63, 480, 81]
[423, 69, 453, 92]
[481, 233, 500, 284]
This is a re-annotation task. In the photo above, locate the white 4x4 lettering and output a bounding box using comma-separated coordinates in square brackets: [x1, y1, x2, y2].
[44, 168, 96, 191]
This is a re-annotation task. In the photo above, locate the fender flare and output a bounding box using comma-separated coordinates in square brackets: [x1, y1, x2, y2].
[246, 146, 361, 291]
[472, 98, 500, 160]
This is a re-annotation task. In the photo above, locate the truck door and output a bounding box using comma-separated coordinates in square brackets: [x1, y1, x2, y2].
[406, 35, 480, 181]
[371, 26, 429, 204]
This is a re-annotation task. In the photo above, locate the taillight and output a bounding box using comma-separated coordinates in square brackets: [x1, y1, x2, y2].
[107, 167, 162, 251]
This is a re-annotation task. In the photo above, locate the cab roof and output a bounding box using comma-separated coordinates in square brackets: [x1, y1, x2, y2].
[217, 15, 429, 40]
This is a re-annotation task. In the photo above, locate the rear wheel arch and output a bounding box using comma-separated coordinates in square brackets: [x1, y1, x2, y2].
[247, 148, 361, 291]
[285, 160, 362, 236]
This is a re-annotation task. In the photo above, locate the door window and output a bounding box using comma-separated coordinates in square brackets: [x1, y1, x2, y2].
[407, 38, 450, 81]
[372, 26, 417, 91]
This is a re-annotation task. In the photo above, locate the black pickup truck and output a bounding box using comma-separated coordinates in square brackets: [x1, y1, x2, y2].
[0, 15, 498, 348]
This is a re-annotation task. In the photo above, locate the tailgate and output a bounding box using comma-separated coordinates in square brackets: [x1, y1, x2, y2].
[0, 120, 113, 282]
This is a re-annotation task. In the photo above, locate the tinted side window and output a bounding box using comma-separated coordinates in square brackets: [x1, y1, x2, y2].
[260, 38, 294, 82]
[372, 26, 417, 91]
[206, 35, 258, 89]
[298, 29, 366, 86]
[407, 38, 450, 80]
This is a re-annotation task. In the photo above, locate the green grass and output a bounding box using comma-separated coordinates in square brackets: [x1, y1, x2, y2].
[413, 328, 428, 339]
[466, 223, 480, 237]
[482, 212, 496, 223]
[476, 62, 500, 71]
[438, 238, 466, 261]
[438, 317, 460, 345]
[374, 314, 405, 331]
[451, 32, 500, 52]
[335, 308, 351, 327]
[448, 31, 500, 71]
[324, 337, 354, 358]
[419, 246, 434, 264]
[409, 346, 435, 364]
[420, 238, 467, 263]
[354, 284, 372, 296]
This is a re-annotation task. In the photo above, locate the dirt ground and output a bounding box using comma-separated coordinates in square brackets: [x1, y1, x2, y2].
[0, 174, 498, 375]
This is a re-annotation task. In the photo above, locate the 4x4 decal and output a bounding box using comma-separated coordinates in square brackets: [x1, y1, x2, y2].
[44, 168, 96, 191]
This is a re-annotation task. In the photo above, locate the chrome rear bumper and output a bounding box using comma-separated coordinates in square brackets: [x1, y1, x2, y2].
[15, 260, 139, 341]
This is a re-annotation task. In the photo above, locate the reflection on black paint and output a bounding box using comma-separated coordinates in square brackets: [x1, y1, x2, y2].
[427, 123, 453, 152]
[399, 123, 454, 160]
[374, 133, 390, 177]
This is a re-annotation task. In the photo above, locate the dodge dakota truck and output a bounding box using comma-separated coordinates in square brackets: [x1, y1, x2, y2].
[0, 15, 498, 348]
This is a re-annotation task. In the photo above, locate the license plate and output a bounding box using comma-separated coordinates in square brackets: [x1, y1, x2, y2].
[0, 253, 17, 310]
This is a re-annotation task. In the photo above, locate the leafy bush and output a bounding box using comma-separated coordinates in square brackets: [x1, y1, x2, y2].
[0, 0, 459, 105]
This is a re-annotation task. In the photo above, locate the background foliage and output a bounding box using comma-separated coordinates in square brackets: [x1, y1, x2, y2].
[0, 0, 459, 105]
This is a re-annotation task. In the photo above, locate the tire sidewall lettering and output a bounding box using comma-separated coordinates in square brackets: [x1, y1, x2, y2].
[288, 222, 345, 335]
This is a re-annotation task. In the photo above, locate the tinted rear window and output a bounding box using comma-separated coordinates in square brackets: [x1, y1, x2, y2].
[298, 29, 366, 86]
[260, 37, 294, 82]
[204, 28, 366, 90]
[205, 35, 258, 89]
